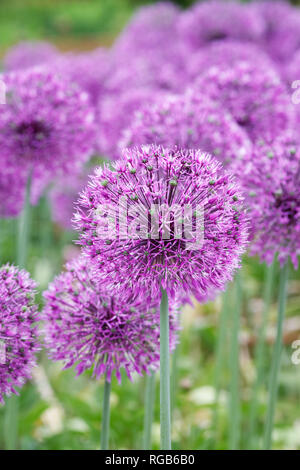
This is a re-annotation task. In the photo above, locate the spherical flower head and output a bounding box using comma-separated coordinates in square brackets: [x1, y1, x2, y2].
[0, 168, 26, 218]
[177, 0, 264, 51]
[42, 256, 180, 383]
[3, 41, 58, 71]
[253, 1, 300, 64]
[49, 170, 90, 230]
[186, 40, 275, 82]
[120, 90, 252, 168]
[0, 67, 96, 199]
[232, 135, 300, 268]
[194, 61, 295, 143]
[0, 264, 40, 403]
[97, 88, 165, 160]
[74, 145, 249, 301]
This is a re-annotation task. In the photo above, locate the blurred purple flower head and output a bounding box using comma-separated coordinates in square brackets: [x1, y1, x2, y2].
[0, 66, 96, 202]
[74, 145, 249, 300]
[42, 256, 180, 383]
[97, 88, 165, 160]
[105, 46, 188, 95]
[0, 264, 40, 403]
[194, 61, 294, 143]
[186, 40, 275, 82]
[105, 3, 188, 94]
[3, 41, 58, 71]
[232, 135, 300, 268]
[120, 90, 252, 167]
[178, 0, 264, 51]
[53, 48, 109, 105]
[0, 168, 26, 218]
[254, 0, 300, 64]
[114, 2, 180, 54]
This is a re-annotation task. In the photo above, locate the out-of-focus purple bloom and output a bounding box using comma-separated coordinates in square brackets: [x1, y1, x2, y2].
[49, 171, 90, 230]
[114, 2, 180, 54]
[53, 48, 109, 105]
[74, 145, 248, 300]
[97, 88, 165, 160]
[194, 61, 294, 143]
[254, 0, 300, 64]
[120, 90, 252, 167]
[232, 135, 300, 268]
[178, 0, 264, 51]
[104, 47, 188, 95]
[0, 264, 39, 403]
[186, 40, 275, 82]
[105, 3, 188, 93]
[0, 169, 26, 218]
[3, 41, 58, 71]
[0, 67, 96, 205]
[42, 256, 180, 383]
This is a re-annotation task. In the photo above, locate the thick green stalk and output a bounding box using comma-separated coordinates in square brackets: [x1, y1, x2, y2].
[248, 261, 275, 449]
[160, 288, 171, 450]
[143, 371, 156, 450]
[229, 273, 242, 450]
[101, 374, 111, 450]
[263, 263, 289, 450]
[212, 288, 229, 447]
[4, 172, 32, 450]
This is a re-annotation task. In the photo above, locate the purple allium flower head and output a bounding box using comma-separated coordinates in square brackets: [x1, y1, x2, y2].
[3, 41, 58, 71]
[0, 67, 96, 200]
[194, 61, 294, 143]
[232, 135, 300, 268]
[74, 145, 249, 300]
[120, 90, 252, 167]
[49, 170, 90, 230]
[254, 0, 300, 64]
[97, 88, 165, 160]
[177, 0, 264, 51]
[0, 264, 39, 403]
[42, 256, 180, 383]
[186, 40, 275, 82]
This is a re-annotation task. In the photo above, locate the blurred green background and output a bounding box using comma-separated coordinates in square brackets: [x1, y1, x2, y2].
[0, 0, 300, 451]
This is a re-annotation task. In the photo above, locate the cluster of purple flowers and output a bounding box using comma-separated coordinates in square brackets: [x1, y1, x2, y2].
[2, 0, 300, 401]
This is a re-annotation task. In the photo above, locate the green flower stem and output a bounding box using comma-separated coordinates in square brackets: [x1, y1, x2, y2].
[101, 374, 111, 450]
[263, 262, 289, 450]
[160, 288, 171, 450]
[4, 172, 32, 450]
[143, 371, 156, 450]
[248, 261, 275, 449]
[229, 273, 242, 450]
[212, 288, 229, 447]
